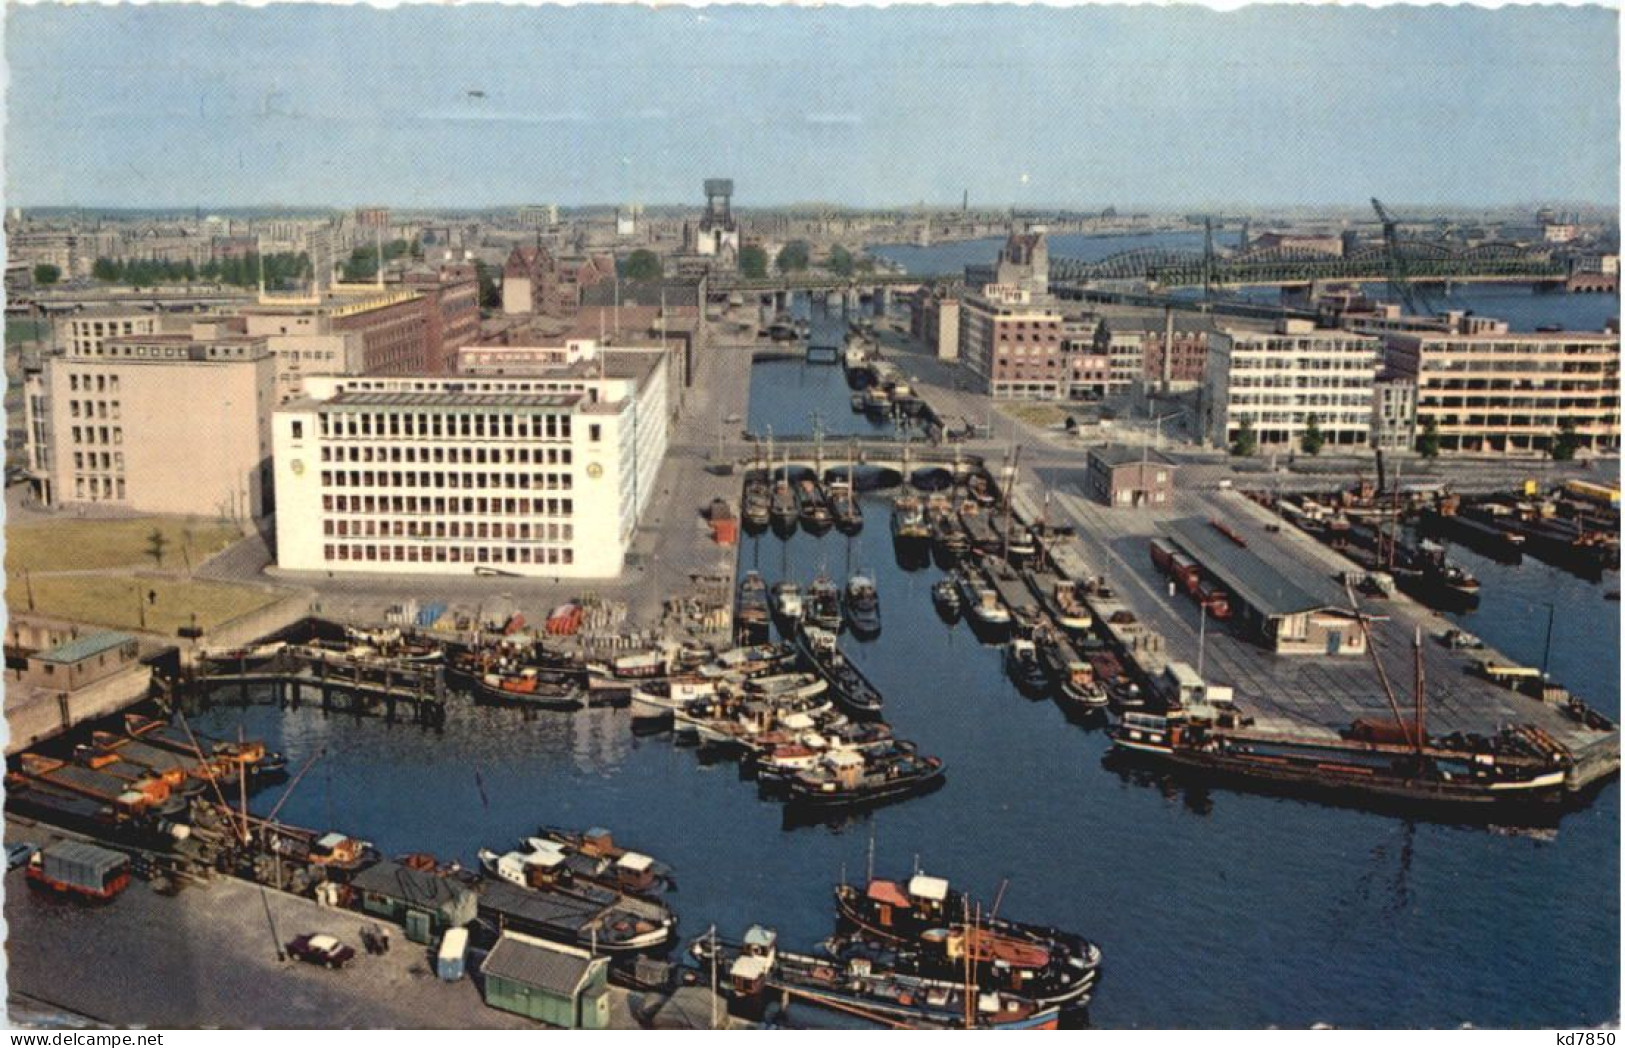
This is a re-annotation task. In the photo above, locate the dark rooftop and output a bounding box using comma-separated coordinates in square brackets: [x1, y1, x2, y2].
[1167, 517, 1346, 618]
[1089, 444, 1175, 469]
[481, 933, 600, 996]
[350, 861, 475, 913]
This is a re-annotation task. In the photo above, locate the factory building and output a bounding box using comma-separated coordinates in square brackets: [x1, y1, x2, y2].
[1204, 320, 1381, 449]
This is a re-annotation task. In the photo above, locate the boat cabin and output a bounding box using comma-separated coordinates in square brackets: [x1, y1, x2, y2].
[907, 873, 951, 915]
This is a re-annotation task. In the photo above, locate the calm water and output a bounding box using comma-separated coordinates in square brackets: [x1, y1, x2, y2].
[197, 480, 1619, 1028]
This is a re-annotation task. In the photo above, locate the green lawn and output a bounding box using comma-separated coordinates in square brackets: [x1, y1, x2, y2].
[6, 517, 246, 574]
[997, 402, 1072, 428]
[6, 574, 280, 634]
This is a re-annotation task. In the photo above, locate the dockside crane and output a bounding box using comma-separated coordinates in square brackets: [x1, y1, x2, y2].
[1371, 197, 1436, 317]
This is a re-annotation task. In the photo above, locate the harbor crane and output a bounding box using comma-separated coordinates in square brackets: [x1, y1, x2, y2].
[1371, 197, 1437, 317]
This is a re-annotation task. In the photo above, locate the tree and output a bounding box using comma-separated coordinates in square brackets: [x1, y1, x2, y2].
[145, 528, 169, 569]
[739, 245, 769, 280]
[1550, 419, 1583, 462]
[1230, 417, 1258, 457]
[776, 241, 811, 274]
[32, 264, 60, 286]
[828, 245, 855, 277]
[1416, 417, 1441, 459]
[1300, 413, 1325, 457]
[622, 249, 663, 283]
[472, 260, 501, 310]
[92, 257, 121, 282]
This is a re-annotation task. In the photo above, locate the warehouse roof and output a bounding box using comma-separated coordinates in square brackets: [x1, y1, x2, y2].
[350, 860, 474, 913]
[1167, 517, 1345, 619]
[482, 932, 601, 996]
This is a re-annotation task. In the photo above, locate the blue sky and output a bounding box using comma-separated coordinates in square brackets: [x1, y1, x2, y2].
[4, 4, 1619, 210]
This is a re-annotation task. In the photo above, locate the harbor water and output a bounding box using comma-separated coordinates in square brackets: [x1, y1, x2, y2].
[194, 281, 1617, 1028]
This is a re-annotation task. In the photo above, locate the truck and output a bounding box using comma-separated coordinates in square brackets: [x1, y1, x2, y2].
[437, 926, 469, 981]
[25, 840, 130, 902]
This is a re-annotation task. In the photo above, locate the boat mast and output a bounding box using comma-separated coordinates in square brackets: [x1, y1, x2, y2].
[1343, 578, 1417, 750]
[1413, 626, 1426, 756]
[962, 897, 975, 1030]
[1000, 445, 1022, 559]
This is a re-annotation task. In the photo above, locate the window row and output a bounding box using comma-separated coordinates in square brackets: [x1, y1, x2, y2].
[319, 410, 572, 442]
[318, 470, 576, 495]
[317, 444, 572, 467]
[323, 518, 573, 541]
[324, 543, 576, 566]
[320, 493, 574, 517]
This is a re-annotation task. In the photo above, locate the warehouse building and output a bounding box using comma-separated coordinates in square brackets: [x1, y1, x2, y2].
[349, 860, 478, 944]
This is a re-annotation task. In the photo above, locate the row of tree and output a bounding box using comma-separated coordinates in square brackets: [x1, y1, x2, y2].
[90, 252, 313, 289]
[1230, 415, 1584, 460]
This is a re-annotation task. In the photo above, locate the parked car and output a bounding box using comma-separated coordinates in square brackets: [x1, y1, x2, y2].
[287, 933, 357, 969]
[6, 842, 38, 871]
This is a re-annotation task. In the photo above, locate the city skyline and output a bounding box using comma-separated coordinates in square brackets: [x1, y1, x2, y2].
[5, 5, 1619, 211]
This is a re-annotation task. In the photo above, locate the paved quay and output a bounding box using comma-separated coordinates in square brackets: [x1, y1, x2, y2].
[3, 821, 647, 1029]
[1034, 475, 1618, 761]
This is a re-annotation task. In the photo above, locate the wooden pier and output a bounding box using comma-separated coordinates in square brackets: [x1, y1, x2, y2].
[173, 645, 449, 728]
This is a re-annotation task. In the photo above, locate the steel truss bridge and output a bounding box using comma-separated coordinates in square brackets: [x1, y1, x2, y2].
[1051, 241, 1568, 289]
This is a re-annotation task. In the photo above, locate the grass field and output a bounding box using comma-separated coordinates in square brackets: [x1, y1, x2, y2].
[5, 574, 280, 634]
[997, 402, 1072, 428]
[6, 517, 245, 574]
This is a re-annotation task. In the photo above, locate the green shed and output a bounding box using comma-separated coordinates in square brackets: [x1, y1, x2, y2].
[480, 932, 611, 1029]
[349, 861, 477, 944]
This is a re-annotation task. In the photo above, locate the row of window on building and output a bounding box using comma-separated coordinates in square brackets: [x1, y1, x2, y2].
[314, 411, 576, 442]
[323, 543, 576, 566]
[317, 444, 573, 467]
[319, 493, 575, 517]
[323, 518, 574, 542]
[67, 373, 121, 393]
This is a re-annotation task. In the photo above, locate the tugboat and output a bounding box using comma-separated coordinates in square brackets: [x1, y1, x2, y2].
[770, 477, 800, 537]
[931, 507, 971, 562]
[806, 574, 844, 633]
[843, 573, 882, 639]
[771, 580, 804, 624]
[1035, 630, 1107, 716]
[476, 852, 676, 954]
[742, 475, 772, 532]
[1003, 637, 1049, 696]
[956, 572, 1012, 638]
[932, 576, 964, 620]
[693, 927, 1062, 1029]
[519, 827, 676, 899]
[476, 667, 586, 712]
[785, 749, 947, 815]
[891, 494, 932, 565]
[736, 571, 772, 644]
[795, 623, 884, 720]
[1046, 580, 1093, 637]
[629, 677, 717, 729]
[861, 385, 892, 419]
[798, 478, 834, 535]
[833, 872, 1102, 1011]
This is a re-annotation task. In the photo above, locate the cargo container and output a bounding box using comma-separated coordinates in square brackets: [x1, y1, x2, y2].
[26, 840, 130, 901]
[1196, 579, 1232, 619]
[1148, 537, 1178, 575]
[437, 927, 469, 981]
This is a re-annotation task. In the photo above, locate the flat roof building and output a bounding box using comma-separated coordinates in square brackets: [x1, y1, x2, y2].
[1204, 321, 1381, 450]
[24, 324, 276, 518]
[1085, 444, 1175, 508]
[272, 340, 670, 579]
[958, 284, 1066, 399]
[1384, 329, 1620, 455]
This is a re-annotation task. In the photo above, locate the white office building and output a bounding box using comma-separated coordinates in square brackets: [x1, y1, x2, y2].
[272, 342, 669, 578]
[1205, 320, 1381, 449]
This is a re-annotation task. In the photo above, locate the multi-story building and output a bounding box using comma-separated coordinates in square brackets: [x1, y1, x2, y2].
[1204, 320, 1381, 449]
[24, 323, 275, 518]
[51, 308, 167, 356]
[965, 226, 1050, 294]
[958, 285, 1065, 399]
[1370, 373, 1418, 451]
[403, 263, 481, 374]
[272, 340, 670, 579]
[910, 287, 961, 361]
[501, 245, 615, 318]
[1383, 329, 1620, 454]
[243, 288, 439, 398]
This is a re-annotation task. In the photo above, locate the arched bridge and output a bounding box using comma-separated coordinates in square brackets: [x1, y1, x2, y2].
[1051, 240, 1567, 288]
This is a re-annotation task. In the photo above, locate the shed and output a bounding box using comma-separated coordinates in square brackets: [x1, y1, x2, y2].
[480, 932, 611, 1029]
[349, 860, 478, 943]
[1085, 445, 1175, 508]
[20, 631, 139, 690]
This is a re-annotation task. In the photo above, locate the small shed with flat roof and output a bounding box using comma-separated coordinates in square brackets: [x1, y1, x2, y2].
[19, 631, 139, 690]
[1086, 445, 1175, 507]
[1167, 518, 1365, 656]
[350, 860, 477, 943]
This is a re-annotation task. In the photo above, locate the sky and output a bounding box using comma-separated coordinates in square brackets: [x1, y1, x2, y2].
[3, 4, 1619, 211]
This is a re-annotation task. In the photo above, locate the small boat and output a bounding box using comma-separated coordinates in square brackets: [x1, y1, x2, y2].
[736, 571, 772, 644]
[891, 494, 932, 560]
[475, 860, 676, 954]
[785, 749, 946, 814]
[531, 826, 677, 897]
[630, 677, 717, 726]
[833, 873, 1103, 1011]
[743, 476, 772, 531]
[829, 480, 864, 534]
[703, 643, 798, 680]
[771, 580, 804, 623]
[1004, 638, 1049, 696]
[694, 927, 1062, 1030]
[862, 385, 892, 418]
[956, 573, 1011, 634]
[932, 576, 964, 619]
[1047, 581, 1093, 635]
[795, 623, 884, 720]
[770, 479, 800, 535]
[931, 509, 971, 561]
[806, 574, 844, 633]
[1034, 630, 1107, 715]
[1438, 628, 1485, 651]
[477, 668, 586, 711]
[798, 479, 834, 534]
[843, 573, 882, 639]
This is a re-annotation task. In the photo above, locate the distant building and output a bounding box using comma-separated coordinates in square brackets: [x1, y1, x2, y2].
[965, 226, 1049, 294]
[242, 289, 443, 401]
[501, 245, 615, 318]
[402, 263, 481, 373]
[51, 308, 167, 357]
[1249, 232, 1343, 256]
[25, 323, 276, 518]
[1204, 321, 1381, 449]
[1384, 329, 1620, 454]
[910, 287, 961, 361]
[693, 179, 740, 261]
[354, 207, 391, 229]
[958, 284, 1065, 399]
[17, 631, 139, 692]
[272, 340, 671, 579]
[1085, 445, 1174, 507]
